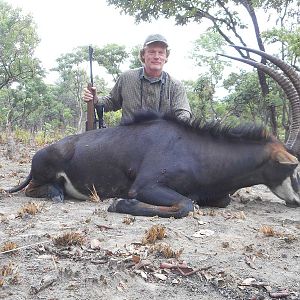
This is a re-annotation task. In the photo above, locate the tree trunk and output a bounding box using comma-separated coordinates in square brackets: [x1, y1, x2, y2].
[5, 120, 16, 160]
[240, 0, 278, 136]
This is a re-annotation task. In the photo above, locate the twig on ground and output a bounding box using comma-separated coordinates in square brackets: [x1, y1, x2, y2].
[0, 240, 51, 255]
[269, 290, 290, 299]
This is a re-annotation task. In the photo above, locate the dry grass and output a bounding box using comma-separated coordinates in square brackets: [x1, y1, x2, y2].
[191, 209, 219, 217]
[236, 211, 246, 219]
[206, 209, 219, 216]
[284, 234, 297, 243]
[123, 216, 136, 225]
[88, 185, 100, 202]
[259, 225, 284, 237]
[18, 201, 42, 217]
[142, 225, 166, 245]
[150, 242, 183, 258]
[259, 225, 276, 236]
[258, 225, 297, 243]
[1, 262, 14, 277]
[1, 241, 18, 253]
[53, 231, 85, 247]
[0, 262, 19, 287]
[17, 153, 32, 164]
[223, 211, 246, 220]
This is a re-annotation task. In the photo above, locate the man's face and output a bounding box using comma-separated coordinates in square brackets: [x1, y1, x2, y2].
[142, 42, 168, 75]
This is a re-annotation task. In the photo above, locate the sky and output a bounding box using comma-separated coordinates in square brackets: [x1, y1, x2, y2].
[5, 0, 210, 85]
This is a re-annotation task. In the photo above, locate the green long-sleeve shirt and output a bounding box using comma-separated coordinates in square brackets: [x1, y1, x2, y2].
[97, 67, 191, 122]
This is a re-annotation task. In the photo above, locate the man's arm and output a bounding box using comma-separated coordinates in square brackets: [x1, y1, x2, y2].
[97, 77, 123, 112]
[170, 80, 192, 122]
[83, 76, 123, 112]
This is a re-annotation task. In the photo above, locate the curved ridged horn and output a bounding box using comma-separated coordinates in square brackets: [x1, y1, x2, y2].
[218, 46, 300, 155]
[231, 45, 300, 104]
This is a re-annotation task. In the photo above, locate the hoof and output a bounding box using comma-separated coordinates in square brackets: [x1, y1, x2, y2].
[51, 194, 64, 203]
[48, 184, 64, 203]
[285, 201, 300, 208]
[108, 198, 121, 212]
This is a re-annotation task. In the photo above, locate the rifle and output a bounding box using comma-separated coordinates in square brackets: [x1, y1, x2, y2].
[86, 46, 105, 131]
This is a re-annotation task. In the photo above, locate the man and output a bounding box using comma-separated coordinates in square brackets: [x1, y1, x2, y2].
[83, 34, 192, 122]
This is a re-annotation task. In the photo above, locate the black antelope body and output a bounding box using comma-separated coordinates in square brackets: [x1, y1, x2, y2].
[5, 47, 300, 218]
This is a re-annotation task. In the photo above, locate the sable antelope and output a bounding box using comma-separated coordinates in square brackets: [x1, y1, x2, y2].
[5, 47, 300, 218]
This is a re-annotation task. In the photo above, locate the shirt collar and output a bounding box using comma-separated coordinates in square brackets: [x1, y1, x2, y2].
[139, 67, 166, 84]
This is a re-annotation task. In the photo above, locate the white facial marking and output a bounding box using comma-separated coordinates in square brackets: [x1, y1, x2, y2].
[270, 174, 300, 206]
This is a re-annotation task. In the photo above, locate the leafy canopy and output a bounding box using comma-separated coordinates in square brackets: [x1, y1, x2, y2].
[0, 1, 41, 89]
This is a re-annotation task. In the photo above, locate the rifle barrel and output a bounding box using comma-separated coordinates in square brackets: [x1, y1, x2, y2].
[88, 46, 94, 86]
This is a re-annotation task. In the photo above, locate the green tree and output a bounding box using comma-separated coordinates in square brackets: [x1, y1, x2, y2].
[0, 76, 54, 131]
[53, 46, 120, 131]
[223, 71, 264, 123]
[52, 51, 88, 132]
[128, 45, 142, 69]
[222, 69, 289, 140]
[192, 31, 228, 85]
[184, 76, 232, 123]
[93, 44, 129, 82]
[0, 1, 42, 89]
[263, 28, 300, 70]
[184, 77, 214, 121]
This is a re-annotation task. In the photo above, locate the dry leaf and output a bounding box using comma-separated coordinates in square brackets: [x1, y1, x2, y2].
[135, 269, 148, 279]
[131, 254, 141, 264]
[90, 239, 101, 250]
[117, 280, 127, 291]
[240, 277, 256, 286]
[192, 229, 215, 237]
[154, 273, 167, 281]
[134, 259, 152, 270]
[245, 255, 257, 270]
[123, 216, 136, 225]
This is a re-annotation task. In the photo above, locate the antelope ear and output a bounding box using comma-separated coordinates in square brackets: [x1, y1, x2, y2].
[275, 150, 298, 165]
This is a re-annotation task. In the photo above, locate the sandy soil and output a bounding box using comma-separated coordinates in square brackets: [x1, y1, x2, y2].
[0, 142, 299, 300]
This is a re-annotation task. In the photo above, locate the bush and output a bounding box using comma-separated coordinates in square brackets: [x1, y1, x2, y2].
[14, 128, 31, 144]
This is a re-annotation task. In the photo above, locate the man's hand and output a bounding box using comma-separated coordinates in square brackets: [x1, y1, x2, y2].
[83, 86, 98, 103]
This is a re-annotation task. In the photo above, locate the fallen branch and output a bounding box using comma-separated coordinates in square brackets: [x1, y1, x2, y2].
[30, 275, 57, 295]
[269, 290, 290, 299]
[96, 224, 113, 230]
[0, 240, 51, 255]
[160, 261, 212, 276]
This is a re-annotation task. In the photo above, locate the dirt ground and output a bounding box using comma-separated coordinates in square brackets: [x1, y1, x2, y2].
[0, 142, 300, 300]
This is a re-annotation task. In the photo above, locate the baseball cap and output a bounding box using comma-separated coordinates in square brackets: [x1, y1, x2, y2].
[144, 34, 168, 47]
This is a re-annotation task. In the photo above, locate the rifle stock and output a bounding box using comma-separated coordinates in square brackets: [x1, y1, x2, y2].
[86, 83, 96, 131]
